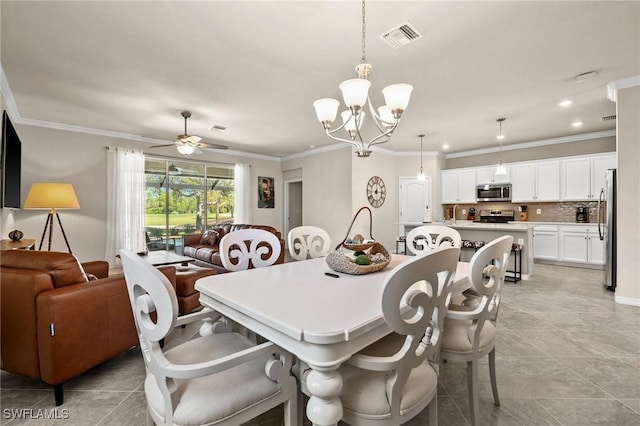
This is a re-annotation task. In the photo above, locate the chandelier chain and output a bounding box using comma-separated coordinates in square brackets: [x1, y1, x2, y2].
[361, 0, 366, 64]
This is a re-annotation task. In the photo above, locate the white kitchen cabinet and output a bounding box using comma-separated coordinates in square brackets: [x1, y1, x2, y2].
[512, 160, 560, 202]
[590, 154, 616, 200]
[559, 225, 605, 265]
[533, 224, 559, 260]
[561, 153, 616, 200]
[476, 166, 511, 184]
[441, 169, 476, 203]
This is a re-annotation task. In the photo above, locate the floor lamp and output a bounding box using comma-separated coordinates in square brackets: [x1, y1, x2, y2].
[23, 182, 80, 253]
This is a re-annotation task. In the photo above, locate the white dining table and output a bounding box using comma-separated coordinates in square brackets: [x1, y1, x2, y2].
[195, 254, 470, 426]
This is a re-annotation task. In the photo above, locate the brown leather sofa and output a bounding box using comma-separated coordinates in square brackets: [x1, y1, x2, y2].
[0, 250, 176, 406]
[182, 223, 285, 273]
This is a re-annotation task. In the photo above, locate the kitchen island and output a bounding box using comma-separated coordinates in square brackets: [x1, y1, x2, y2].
[401, 221, 534, 279]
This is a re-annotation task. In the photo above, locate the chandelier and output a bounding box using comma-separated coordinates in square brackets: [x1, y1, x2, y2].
[312, 0, 413, 157]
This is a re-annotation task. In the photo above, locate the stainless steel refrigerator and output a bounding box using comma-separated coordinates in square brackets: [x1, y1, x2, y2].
[598, 169, 616, 291]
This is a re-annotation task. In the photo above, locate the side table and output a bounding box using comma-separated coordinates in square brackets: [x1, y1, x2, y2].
[0, 238, 36, 251]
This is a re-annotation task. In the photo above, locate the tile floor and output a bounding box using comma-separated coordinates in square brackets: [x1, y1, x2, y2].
[1, 264, 639, 425]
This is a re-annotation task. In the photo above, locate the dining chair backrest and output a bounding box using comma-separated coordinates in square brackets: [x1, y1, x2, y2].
[118, 249, 298, 426]
[219, 228, 282, 272]
[287, 225, 331, 260]
[382, 246, 460, 368]
[406, 225, 461, 255]
[466, 235, 513, 326]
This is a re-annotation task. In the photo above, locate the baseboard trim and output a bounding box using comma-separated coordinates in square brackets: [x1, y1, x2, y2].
[614, 295, 640, 307]
[534, 259, 604, 270]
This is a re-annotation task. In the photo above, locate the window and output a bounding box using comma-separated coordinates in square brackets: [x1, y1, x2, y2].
[144, 158, 234, 252]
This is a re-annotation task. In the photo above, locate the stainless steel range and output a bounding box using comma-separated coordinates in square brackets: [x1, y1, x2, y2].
[474, 209, 515, 223]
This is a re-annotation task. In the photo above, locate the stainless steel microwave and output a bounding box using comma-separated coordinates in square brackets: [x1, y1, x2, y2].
[476, 183, 511, 202]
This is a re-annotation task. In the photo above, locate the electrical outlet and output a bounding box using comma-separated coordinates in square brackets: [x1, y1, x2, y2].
[518, 238, 524, 246]
[536, 208, 542, 214]
[462, 209, 466, 215]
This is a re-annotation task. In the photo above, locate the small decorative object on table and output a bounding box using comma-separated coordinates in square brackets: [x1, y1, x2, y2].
[326, 206, 391, 275]
[8, 230, 23, 241]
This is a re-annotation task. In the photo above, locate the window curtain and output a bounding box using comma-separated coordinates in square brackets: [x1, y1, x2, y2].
[105, 147, 146, 265]
[234, 163, 252, 224]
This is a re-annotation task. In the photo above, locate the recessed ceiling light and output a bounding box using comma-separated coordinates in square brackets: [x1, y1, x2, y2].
[309, 145, 316, 149]
[571, 121, 583, 128]
[558, 100, 573, 107]
[441, 144, 450, 150]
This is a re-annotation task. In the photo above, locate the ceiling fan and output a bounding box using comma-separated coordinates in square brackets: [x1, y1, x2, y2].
[149, 111, 228, 155]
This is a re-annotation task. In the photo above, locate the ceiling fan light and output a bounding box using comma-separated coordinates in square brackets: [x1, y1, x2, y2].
[382, 83, 413, 117]
[177, 144, 195, 155]
[339, 78, 371, 110]
[313, 98, 340, 125]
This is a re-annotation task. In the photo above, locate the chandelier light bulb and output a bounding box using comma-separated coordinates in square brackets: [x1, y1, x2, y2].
[342, 110, 365, 137]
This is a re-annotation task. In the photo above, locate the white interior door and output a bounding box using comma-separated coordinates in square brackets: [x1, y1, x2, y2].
[284, 180, 303, 246]
[399, 176, 431, 235]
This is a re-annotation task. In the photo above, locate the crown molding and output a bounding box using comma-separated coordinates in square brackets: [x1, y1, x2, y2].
[1, 65, 20, 121]
[607, 75, 640, 102]
[444, 130, 616, 159]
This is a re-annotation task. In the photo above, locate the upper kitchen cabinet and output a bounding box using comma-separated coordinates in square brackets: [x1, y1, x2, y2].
[441, 168, 476, 204]
[561, 153, 616, 201]
[476, 166, 511, 184]
[511, 160, 560, 202]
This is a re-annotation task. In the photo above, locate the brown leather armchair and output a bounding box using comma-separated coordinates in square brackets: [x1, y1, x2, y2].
[0, 250, 176, 406]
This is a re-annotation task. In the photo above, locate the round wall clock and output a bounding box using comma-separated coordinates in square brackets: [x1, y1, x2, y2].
[366, 176, 386, 208]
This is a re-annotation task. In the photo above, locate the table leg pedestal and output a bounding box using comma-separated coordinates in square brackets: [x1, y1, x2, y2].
[305, 366, 343, 426]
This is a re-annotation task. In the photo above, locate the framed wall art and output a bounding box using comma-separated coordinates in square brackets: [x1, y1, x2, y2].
[258, 176, 274, 208]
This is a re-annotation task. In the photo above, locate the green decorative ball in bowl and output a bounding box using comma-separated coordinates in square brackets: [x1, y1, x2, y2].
[8, 230, 23, 241]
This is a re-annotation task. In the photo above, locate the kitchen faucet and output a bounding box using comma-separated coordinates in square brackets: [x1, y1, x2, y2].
[453, 204, 459, 224]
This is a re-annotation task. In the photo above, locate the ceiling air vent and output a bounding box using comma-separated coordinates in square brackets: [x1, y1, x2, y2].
[601, 115, 616, 121]
[380, 22, 423, 49]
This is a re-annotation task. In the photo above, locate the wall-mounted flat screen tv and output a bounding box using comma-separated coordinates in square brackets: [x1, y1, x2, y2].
[1, 110, 22, 209]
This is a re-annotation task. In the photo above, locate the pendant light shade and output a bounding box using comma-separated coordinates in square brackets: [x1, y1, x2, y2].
[495, 118, 507, 175]
[417, 134, 426, 181]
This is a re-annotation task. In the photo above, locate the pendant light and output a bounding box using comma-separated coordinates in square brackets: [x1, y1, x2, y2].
[417, 134, 426, 181]
[495, 117, 507, 176]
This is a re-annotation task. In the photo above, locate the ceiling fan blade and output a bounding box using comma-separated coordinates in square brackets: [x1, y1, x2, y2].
[185, 135, 202, 144]
[148, 143, 173, 149]
[196, 142, 229, 150]
[193, 146, 203, 155]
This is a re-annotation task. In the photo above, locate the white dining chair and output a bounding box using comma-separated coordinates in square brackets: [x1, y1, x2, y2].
[219, 228, 282, 272]
[406, 225, 461, 256]
[299, 246, 459, 426]
[287, 225, 331, 260]
[118, 249, 297, 426]
[440, 235, 513, 426]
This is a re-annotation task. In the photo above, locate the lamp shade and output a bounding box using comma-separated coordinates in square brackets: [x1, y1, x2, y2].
[23, 183, 80, 210]
[341, 110, 365, 133]
[339, 78, 371, 109]
[382, 83, 413, 112]
[313, 98, 340, 123]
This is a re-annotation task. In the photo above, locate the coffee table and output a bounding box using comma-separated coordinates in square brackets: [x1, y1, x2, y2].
[139, 250, 194, 267]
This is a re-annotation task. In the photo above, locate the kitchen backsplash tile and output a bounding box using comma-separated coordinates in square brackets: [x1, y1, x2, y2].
[444, 201, 599, 223]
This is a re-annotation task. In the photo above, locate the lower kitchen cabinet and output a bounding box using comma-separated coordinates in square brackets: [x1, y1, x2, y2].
[533, 225, 559, 260]
[559, 225, 605, 265]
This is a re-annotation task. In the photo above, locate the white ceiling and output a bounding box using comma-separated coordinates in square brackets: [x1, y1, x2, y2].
[1, 1, 638, 158]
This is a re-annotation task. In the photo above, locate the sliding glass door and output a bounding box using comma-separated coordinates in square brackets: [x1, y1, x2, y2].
[144, 158, 234, 252]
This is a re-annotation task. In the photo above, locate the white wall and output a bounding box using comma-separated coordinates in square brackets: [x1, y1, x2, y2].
[0, 121, 283, 262]
[281, 147, 352, 250]
[613, 84, 640, 305]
